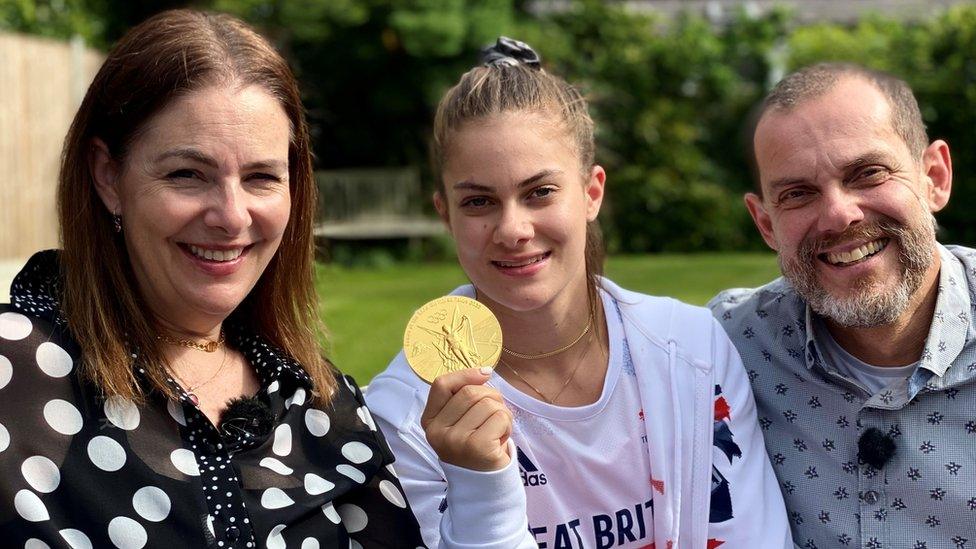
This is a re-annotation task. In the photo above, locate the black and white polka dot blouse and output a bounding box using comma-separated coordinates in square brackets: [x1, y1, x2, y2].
[0, 251, 427, 548]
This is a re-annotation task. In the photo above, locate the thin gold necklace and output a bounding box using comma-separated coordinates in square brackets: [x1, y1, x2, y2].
[158, 329, 225, 353]
[168, 350, 228, 406]
[500, 330, 597, 405]
[502, 312, 594, 360]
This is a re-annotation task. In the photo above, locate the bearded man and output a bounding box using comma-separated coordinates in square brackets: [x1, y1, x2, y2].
[709, 63, 975, 549]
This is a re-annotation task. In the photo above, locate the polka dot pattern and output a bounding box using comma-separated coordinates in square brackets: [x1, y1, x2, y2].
[322, 502, 341, 524]
[356, 406, 377, 431]
[87, 436, 126, 472]
[0, 251, 427, 548]
[0, 422, 10, 453]
[36, 342, 72, 378]
[165, 399, 186, 426]
[0, 354, 12, 389]
[259, 457, 293, 475]
[14, 489, 49, 522]
[0, 311, 32, 340]
[59, 529, 92, 549]
[107, 516, 146, 549]
[304, 409, 331, 437]
[103, 396, 140, 430]
[336, 464, 366, 484]
[338, 504, 368, 533]
[131, 486, 170, 522]
[379, 480, 407, 508]
[341, 441, 373, 464]
[43, 399, 82, 435]
[260, 487, 294, 509]
[304, 473, 335, 496]
[285, 386, 306, 408]
[272, 424, 292, 456]
[169, 449, 200, 477]
[266, 525, 287, 549]
[22, 455, 60, 493]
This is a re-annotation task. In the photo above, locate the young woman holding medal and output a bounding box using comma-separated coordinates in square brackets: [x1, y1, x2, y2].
[366, 38, 791, 548]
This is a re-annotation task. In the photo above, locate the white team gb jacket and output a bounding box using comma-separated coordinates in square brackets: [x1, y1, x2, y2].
[365, 279, 793, 548]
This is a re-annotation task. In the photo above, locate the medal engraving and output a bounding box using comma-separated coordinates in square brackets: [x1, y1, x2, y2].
[403, 296, 502, 383]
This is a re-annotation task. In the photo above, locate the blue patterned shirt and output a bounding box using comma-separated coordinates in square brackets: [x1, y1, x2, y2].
[709, 244, 976, 549]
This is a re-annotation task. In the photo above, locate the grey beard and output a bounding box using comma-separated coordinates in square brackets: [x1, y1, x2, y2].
[780, 215, 937, 328]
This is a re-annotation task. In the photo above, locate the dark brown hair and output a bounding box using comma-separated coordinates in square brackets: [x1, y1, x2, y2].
[57, 9, 333, 404]
[432, 62, 605, 313]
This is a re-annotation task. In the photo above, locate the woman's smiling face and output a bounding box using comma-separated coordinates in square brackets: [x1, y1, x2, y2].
[436, 111, 605, 314]
[94, 84, 292, 331]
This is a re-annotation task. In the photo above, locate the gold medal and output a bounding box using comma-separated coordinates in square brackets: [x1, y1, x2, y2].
[403, 296, 503, 383]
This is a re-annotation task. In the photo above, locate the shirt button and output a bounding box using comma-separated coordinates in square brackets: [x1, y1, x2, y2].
[863, 490, 880, 504]
[226, 526, 240, 541]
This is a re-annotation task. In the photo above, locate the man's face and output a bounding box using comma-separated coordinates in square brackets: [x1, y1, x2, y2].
[746, 76, 951, 327]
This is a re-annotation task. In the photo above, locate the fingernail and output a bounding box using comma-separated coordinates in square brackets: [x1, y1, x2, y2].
[479, 366, 493, 376]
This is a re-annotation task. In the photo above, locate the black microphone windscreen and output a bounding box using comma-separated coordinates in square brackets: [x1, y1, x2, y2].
[221, 395, 274, 441]
[858, 427, 896, 469]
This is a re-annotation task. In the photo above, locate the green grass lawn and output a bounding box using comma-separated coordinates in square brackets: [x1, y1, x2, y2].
[316, 253, 781, 383]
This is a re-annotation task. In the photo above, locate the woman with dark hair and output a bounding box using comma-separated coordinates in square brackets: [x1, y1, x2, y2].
[0, 9, 424, 547]
[366, 38, 792, 548]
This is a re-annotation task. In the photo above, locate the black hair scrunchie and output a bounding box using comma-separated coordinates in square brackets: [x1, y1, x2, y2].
[480, 36, 542, 69]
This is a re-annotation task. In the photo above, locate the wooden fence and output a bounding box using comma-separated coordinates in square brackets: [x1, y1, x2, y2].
[0, 32, 103, 261]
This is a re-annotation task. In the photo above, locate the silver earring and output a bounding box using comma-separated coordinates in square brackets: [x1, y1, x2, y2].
[113, 213, 122, 233]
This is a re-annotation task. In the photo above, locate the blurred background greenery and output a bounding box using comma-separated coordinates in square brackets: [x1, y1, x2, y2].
[4, 0, 975, 379]
[6, 0, 976, 251]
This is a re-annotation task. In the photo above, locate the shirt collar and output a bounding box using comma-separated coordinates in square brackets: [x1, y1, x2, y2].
[9, 250, 64, 325]
[228, 328, 314, 391]
[803, 243, 971, 379]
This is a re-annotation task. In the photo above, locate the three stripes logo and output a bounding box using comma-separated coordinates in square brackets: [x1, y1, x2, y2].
[517, 447, 548, 487]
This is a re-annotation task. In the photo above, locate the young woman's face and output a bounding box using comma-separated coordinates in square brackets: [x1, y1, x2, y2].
[436, 111, 605, 314]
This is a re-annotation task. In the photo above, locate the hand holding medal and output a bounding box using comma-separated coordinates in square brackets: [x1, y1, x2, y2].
[404, 296, 513, 471]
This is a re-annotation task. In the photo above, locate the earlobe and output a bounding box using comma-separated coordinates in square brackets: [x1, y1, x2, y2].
[922, 140, 952, 212]
[584, 165, 606, 221]
[89, 137, 122, 214]
[744, 193, 779, 251]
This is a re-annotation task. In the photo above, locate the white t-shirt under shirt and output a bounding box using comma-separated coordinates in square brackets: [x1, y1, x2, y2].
[491, 292, 655, 549]
[813, 316, 918, 395]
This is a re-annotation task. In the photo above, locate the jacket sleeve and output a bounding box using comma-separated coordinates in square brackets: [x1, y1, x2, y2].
[707, 318, 794, 548]
[366, 377, 538, 549]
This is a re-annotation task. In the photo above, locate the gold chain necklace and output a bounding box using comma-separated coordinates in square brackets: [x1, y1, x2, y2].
[168, 350, 228, 406]
[500, 330, 597, 405]
[502, 312, 594, 360]
[158, 330, 225, 353]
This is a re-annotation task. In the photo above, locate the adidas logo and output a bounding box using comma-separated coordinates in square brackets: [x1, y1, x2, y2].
[517, 447, 548, 487]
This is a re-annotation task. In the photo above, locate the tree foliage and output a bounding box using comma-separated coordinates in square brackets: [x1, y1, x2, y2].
[5, 1, 976, 251]
[536, 2, 791, 251]
[0, 0, 108, 45]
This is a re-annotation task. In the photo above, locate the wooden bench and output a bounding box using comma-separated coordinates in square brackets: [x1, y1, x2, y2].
[314, 167, 444, 240]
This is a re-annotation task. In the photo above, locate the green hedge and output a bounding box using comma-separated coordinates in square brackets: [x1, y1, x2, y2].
[6, 1, 976, 250]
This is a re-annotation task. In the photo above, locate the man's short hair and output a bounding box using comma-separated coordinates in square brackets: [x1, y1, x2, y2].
[749, 63, 929, 192]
